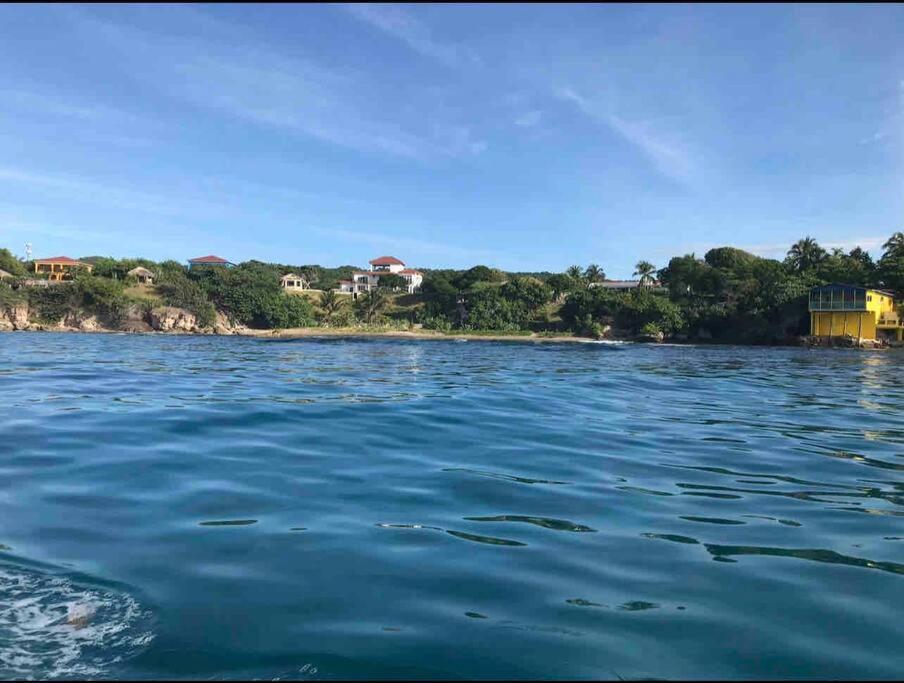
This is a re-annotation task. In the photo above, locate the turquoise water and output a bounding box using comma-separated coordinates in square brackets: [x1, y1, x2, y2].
[1, 333, 902, 680]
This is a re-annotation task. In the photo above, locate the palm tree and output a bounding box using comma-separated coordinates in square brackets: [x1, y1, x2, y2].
[355, 288, 388, 324]
[583, 263, 605, 284]
[566, 265, 584, 282]
[633, 260, 657, 286]
[318, 289, 342, 325]
[786, 236, 827, 273]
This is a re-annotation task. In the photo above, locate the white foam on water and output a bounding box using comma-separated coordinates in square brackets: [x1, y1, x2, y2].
[0, 564, 155, 680]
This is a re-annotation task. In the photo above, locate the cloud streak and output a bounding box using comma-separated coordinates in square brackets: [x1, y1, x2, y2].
[557, 87, 700, 187]
[514, 110, 542, 128]
[0, 167, 228, 219]
[65, 9, 485, 163]
[342, 3, 479, 68]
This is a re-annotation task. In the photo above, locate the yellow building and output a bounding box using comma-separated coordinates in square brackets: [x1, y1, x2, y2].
[809, 284, 902, 342]
[33, 256, 93, 281]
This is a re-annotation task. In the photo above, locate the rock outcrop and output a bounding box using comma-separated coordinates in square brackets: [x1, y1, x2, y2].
[148, 306, 198, 332]
[0, 303, 30, 330]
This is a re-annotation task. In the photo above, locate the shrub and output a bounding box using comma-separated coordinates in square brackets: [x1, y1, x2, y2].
[259, 294, 315, 329]
[27, 284, 80, 323]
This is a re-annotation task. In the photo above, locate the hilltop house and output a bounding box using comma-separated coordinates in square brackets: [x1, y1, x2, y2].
[809, 284, 902, 343]
[280, 272, 309, 292]
[338, 256, 423, 296]
[33, 256, 93, 281]
[127, 266, 155, 284]
[188, 255, 235, 269]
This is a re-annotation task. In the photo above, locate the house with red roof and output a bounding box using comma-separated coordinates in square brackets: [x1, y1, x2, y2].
[338, 256, 423, 296]
[33, 256, 93, 281]
[187, 255, 235, 270]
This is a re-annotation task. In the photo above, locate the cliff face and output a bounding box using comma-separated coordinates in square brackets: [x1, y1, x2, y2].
[0, 302, 242, 335]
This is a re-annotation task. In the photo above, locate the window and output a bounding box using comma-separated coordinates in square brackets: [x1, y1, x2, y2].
[868, 296, 872, 302]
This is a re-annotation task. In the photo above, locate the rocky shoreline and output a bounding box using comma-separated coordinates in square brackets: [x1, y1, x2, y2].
[0, 303, 249, 336]
[3, 302, 898, 348]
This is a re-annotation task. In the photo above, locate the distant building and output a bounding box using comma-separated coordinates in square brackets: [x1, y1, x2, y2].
[592, 279, 660, 290]
[127, 266, 155, 285]
[188, 255, 235, 269]
[33, 256, 93, 281]
[280, 272, 309, 292]
[338, 256, 423, 295]
[809, 284, 902, 342]
[590, 279, 663, 291]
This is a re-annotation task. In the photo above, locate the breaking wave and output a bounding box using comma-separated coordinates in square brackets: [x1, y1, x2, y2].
[0, 558, 155, 680]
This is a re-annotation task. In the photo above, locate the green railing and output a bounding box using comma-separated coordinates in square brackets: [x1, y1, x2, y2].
[809, 289, 866, 311]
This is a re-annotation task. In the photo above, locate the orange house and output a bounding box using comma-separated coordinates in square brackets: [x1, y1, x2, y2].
[33, 256, 93, 281]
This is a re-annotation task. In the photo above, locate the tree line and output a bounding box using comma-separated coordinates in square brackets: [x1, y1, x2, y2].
[1, 231, 901, 340]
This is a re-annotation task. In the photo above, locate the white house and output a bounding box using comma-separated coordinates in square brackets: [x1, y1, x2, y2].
[280, 272, 309, 292]
[338, 256, 423, 296]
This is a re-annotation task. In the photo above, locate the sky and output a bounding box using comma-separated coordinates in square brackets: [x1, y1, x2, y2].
[0, 3, 902, 277]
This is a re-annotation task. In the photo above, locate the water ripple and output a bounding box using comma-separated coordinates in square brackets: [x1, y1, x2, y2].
[1, 334, 902, 680]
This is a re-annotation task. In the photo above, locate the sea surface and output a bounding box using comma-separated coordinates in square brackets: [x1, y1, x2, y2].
[0, 333, 902, 680]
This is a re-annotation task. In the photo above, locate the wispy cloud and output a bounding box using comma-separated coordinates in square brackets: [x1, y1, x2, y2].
[0, 167, 227, 219]
[514, 110, 542, 128]
[65, 9, 485, 162]
[557, 87, 700, 187]
[0, 84, 159, 147]
[0, 87, 130, 122]
[342, 3, 479, 68]
[858, 130, 888, 145]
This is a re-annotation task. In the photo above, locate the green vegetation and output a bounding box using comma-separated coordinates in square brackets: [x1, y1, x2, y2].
[0, 248, 27, 276]
[1, 230, 901, 341]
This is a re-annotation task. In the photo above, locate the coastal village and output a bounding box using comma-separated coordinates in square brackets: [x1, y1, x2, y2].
[1, 239, 903, 347]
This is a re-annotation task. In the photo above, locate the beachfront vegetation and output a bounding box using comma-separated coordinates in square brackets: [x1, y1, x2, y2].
[1, 230, 902, 340]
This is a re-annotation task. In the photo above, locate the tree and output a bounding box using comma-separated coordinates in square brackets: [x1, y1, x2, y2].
[786, 236, 827, 273]
[318, 289, 343, 324]
[583, 263, 605, 284]
[816, 246, 876, 287]
[877, 231, 904, 294]
[659, 254, 724, 301]
[453, 265, 506, 290]
[883, 231, 904, 256]
[355, 288, 388, 324]
[260, 293, 314, 329]
[566, 265, 584, 283]
[633, 260, 657, 286]
[546, 273, 576, 301]
[377, 273, 407, 291]
[0, 248, 27, 276]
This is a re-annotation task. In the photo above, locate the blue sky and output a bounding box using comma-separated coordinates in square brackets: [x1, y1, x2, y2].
[0, 3, 902, 277]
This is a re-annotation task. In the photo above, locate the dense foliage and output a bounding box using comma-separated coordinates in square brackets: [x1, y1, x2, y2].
[0, 248, 28, 276]
[2, 230, 901, 340]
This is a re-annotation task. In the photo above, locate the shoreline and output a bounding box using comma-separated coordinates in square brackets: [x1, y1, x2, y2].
[263, 327, 604, 344]
[0, 325, 605, 344]
[3, 326, 896, 349]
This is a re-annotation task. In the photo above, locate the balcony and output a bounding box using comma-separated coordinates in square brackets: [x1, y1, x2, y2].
[878, 313, 903, 329]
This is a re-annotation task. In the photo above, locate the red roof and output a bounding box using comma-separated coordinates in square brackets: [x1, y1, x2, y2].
[369, 256, 405, 266]
[399, 269, 421, 275]
[34, 256, 84, 265]
[189, 255, 231, 264]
